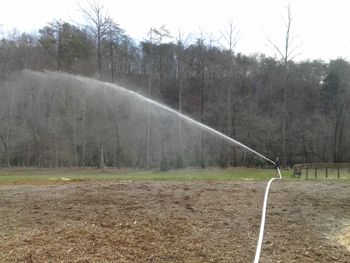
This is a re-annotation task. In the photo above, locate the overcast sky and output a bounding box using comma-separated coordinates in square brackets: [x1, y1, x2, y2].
[1, 0, 349, 61]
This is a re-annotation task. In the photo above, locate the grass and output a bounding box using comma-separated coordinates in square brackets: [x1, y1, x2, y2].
[0, 167, 293, 185]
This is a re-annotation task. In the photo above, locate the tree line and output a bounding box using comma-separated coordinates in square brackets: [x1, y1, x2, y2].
[0, 2, 349, 169]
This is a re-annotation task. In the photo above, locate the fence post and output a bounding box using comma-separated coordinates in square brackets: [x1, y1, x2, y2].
[306, 168, 308, 179]
[326, 167, 328, 178]
[315, 168, 317, 179]
[338, 168, 340, 179]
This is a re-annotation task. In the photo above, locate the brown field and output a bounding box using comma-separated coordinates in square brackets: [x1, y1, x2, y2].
[0, 180, 350, 262]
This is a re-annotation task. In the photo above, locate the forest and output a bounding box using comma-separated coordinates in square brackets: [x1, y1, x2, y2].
[0, 2, 349, 169]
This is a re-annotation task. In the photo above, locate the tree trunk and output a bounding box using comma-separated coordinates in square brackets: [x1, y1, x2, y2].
[54, 118, 58, 168]
[81, 98, 86, 167]
[100, 146, 105, 170]
[97, 27, 102, 79]
[231, 112, 237, 166]
[116, 124, 121, 168]
[333, 117, 339, 162]
[110, 29, 114, 82]
[302, 135, 309, 163]
[147, 109, 151, 169]
[146, 32, 153, 169]
[0, 134, 8, 167]
[177, 53, 183, 152]
[227, 82, 231, 167]
[200, 68, 205, 168]
[72, 112, 78, 168]
[57, 26, 62, 71]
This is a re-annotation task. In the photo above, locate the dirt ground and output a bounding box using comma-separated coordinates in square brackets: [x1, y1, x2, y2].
[0, 180, 349, 262]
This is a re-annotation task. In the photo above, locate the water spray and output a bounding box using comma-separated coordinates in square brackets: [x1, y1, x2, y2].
[86, 77, 276, 166]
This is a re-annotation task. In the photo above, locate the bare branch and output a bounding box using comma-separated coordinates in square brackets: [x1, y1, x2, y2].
[152, 25, 172, 44]
[175, 28, 192, 47]
[219, 19, 241, 54]
[265, 35, 285, 59]
[265, 5, 301, 64]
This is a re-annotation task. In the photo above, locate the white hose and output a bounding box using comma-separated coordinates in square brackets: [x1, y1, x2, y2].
[253, 167, 282, 263]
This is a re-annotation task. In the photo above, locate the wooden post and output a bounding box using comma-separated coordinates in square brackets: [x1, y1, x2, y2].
[326, 167, 328, 178]
[306, 168, 308, 179]
[338, 168, 340, 179]
[315, 168, 317, 179]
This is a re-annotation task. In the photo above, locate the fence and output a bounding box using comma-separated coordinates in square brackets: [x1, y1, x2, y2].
[293, 163, 350, 179]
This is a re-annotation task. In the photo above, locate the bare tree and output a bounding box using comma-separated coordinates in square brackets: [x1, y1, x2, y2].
[78, 0, 109, 79]
[103, 18, 124, 82]
[266, 5, 301, 166]
[152, 25, 171, 97]
[174, 29, 190, 142]
[146, 28, 153, 169]
[191, 31, 209, 168]
[39, 19, 64, 71]
[219, 20, 241, 167]
[145, 26, 172, 169]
